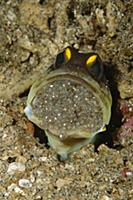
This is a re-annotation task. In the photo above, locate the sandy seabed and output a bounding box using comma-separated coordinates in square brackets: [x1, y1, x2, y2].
[0, 0, 133, 199]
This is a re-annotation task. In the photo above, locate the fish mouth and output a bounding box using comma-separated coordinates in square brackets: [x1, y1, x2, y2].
[41, 71, 112, 124]
[26, 68, 112, 140]
[30, 76, 110, 139]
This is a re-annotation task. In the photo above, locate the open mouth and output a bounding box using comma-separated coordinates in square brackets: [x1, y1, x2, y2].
[30, 75, 105, 139]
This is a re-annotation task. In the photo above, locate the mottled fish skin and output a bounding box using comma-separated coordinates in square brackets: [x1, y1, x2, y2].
[25, 46, 112, 160]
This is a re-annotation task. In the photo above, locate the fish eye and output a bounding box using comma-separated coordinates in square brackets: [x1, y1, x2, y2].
[86, 54, 103, 79]
[86, 55, 97, 66]
[55, 47, 72, 67]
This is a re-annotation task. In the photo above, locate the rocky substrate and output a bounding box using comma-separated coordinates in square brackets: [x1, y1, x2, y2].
[0, 0, 132, 199]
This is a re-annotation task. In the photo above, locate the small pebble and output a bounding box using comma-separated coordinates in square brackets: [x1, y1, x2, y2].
[8, 183, 24, 194]
[100, 195, 112, 200]
[19, 179, 32, 188]
[56, 178, 72, 189]
[39, 156, 47, 162]
[30, 174, 35, 183]
[7, 162, 25, 174]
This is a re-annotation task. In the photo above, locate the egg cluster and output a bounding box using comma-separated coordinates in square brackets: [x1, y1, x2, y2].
[32, 80, 103, 138]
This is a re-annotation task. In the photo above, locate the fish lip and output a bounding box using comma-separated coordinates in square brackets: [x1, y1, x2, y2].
[24, 105, 32, 119]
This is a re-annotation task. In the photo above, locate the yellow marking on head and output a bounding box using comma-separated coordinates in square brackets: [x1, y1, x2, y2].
[86, 55, 97, 65]
[65, 48, 71, 61]
[102, 126, 106, 132]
